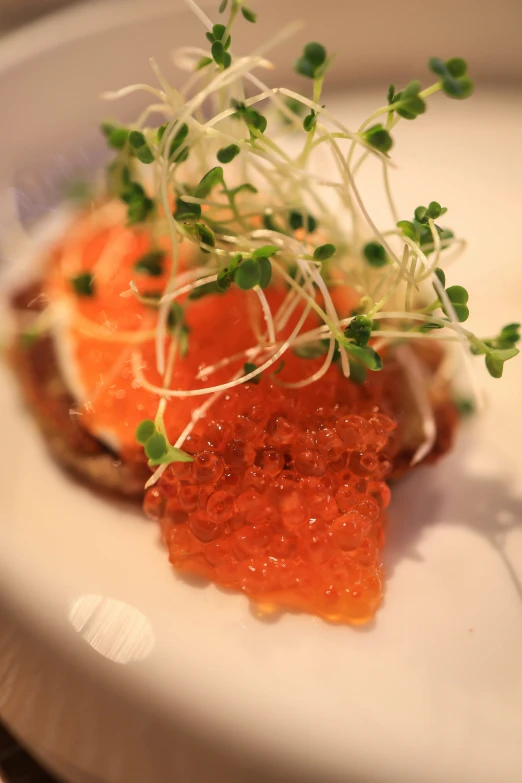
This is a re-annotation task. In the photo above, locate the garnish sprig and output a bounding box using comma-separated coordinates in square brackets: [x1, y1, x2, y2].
[89, 1, 516, 472]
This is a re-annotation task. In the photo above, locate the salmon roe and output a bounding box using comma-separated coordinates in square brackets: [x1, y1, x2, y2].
[144, 370, 397, 624]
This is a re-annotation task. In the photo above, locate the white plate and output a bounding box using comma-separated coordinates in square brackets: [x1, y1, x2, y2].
[1, 3, 522, 783]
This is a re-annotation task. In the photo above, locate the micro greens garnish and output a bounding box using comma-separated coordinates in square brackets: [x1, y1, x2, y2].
[91, 0, 516, 474]
[135, 250, 165, 276]
[136, 419, 194, 465]
[71, 272, 95, 297]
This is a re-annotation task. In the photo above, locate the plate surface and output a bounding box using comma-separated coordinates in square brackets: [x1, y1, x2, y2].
[1, 3, 522, 783]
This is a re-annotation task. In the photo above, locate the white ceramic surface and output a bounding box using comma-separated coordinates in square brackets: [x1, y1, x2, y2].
[1, 2, 522, 783]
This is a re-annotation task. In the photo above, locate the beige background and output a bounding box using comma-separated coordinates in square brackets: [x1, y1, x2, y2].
[0, 0, 522, 85]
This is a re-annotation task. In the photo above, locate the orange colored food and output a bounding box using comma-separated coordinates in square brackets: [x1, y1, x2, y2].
[45, 210, 348, 452]
[44, 209, 405, 623]
[145, 373, 396, 623]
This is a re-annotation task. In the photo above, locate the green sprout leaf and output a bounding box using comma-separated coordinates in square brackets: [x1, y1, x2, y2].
[122, 181, 155, 224]
[344, 342, 383, 371]
[294, 42, 327, 79]
[363, 241, 387, 268]
[485, 347, 519, 379]
[429, 56, 474, 100]
[313, 243, 336, 261]
[217, 269, 232, 291]
[362, 124, 393, 154]
[294, 341, 328, 359]
[211, 40, 226, 67]
[145, 431, 167, 460]
[414, 205, 429, 224]
[455, 396, 475, 416]
[446, 285, 469, 305]
[258, 257, 272, 289]
[348, 359, 367, 384]
[227, 182, 258, 199]
[433, 267, 446, 289]
[128, 130, 155, 164]
[280, 97, 306, 124]
[134, 249, 165, 276]
[167, 301, 184, 331]
[136, 419, 156, 444]
[135, 145, 154, 164]
[289, 210, 317, 233]
[428, 201, 444, 219]
[148, 445, 194, 466]
[499, 323, 521, 345]
[101, 122, 129, 149]
[263, 212, 284, 233]
[241, 5, 257, 23]
[158, 122, 189, 160]
[71, 272, 95, 297]
[344, 315, 374, 347]
[194, 222, 215, 251]
[217, 144, 240, 163]
[446, 57, 468, 77]
[389, 80, 426, 120]
[219, 0, 228, 12]
[397, 219, 417, 241]
[196, 56, 213, 71]
[188, 281, 223, 300]
[129, 130, 146, 149]
[252, 245, 279, 259]
[440, 284, 470, 322]
[195, 166, 224, 198]
[234, 257, 260, 289]
[303, 111, 317, 132]
[232, 100, 267, 135]
[304, 42, 326, 68]
[243, 362, 261, 382]
[174, 197, 201, 222]
[207, 23, 231, 48]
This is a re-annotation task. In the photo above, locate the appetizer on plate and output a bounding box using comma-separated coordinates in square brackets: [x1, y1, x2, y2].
[7, 0, 519, 624]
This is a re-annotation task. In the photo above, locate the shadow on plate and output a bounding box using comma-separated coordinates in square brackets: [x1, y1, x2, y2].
[386, 427, 522, 604]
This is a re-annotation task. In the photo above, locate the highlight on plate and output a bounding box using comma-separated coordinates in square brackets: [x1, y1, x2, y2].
[7, 0, 519, 624]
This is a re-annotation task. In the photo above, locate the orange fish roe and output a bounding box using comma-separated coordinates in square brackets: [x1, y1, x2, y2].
[144, 369, 396, 624]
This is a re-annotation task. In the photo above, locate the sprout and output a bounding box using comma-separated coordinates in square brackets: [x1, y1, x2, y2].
[71, 272, 95, 297]
[135, 250, 165, 276]
[91, 1, 514, 482]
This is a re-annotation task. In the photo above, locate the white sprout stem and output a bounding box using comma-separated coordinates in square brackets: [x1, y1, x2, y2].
[299, 257, 350, 378]
[277, 336, 336, 389]
[149, 57, 176, 101]
[274, 287, 302, 333]
[197, 345, 266, 380]
[271, 259, 340, 338]
[101, 84, 165, 101]
[91, 0, 491, 470]
[422, 217, 443, 279]
[431, 273, 483, 408]
[74, 311, 157, 343]
[396, 345, 437, 466]
[369, 245, 411, 317]
[324, 130, 415, 283]
[382, 159, 400, 224]
[405, 255, 418, 312]
[132, 285, 313, 399]
[183, 0, 212, 28]
[137, 103, 172, 128]
[254, 286, 276, 345]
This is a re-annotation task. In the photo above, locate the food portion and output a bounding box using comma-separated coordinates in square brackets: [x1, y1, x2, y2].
[7, 0, 519, 623]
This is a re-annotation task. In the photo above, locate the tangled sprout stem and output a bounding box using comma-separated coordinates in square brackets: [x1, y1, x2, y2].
[95, 0, 518, 468]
